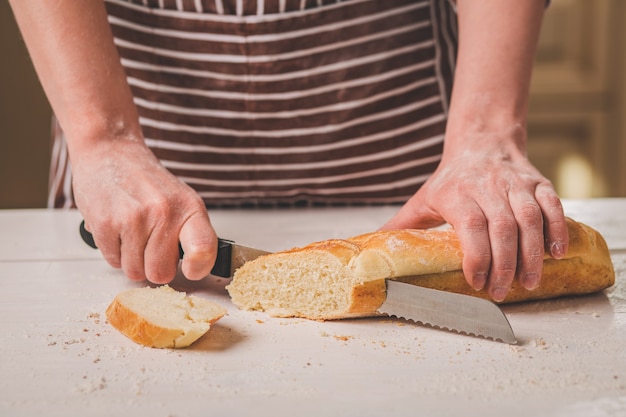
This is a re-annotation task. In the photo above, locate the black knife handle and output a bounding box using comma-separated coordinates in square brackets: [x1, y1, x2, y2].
[79, 220, 97, 249]
[211, 239, 233, 278]
[79, 220, 233, 278]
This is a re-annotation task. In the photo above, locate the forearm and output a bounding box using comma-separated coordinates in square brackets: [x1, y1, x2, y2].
[445, 0, 545, 153]
[8, 1, 141, 158]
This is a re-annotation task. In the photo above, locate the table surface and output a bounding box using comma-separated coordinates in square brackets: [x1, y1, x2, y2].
[1, 199, 625, 417]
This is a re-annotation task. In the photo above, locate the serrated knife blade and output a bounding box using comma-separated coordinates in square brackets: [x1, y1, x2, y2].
[379, 280, 517, 344]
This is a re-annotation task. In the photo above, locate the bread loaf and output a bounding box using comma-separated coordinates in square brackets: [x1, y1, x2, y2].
[226, 218, 615, 320]
[106, 285, 226, 348]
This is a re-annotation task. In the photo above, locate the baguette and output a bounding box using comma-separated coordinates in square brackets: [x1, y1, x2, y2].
[106, 285, 226, 348]
[226, 218, 615, 320]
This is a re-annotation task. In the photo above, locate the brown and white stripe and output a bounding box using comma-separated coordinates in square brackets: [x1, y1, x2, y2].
[49, 0, 458, 208]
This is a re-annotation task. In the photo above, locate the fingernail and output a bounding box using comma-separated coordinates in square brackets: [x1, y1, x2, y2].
[521, 272, 539, 290]
[472, 273, 487, 291]
[550, 241, 564, 259]
[492, 286, 509, 303]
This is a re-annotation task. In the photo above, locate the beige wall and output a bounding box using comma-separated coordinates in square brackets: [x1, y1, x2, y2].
[1, 1, 52, 208]
[1, 1, 624, 209]
[527, 0, 626, 198]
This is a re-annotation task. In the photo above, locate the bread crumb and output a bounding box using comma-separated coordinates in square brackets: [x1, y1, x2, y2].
[509, 344, 525, 351]
[87, 312, 101, 324]
[75, 376, 107, 393]
[319, 331, 353, 342]
[64, 338, 85, 346]
[533, 338, 549, 350]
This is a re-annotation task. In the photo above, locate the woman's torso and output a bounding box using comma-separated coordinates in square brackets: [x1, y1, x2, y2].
[49, 0, 458, 208]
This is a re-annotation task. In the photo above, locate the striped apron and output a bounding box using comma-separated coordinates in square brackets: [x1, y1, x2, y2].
[49, 0, 458, 208]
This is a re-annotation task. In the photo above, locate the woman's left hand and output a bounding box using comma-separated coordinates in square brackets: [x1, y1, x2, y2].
[381, 128, 569, 302]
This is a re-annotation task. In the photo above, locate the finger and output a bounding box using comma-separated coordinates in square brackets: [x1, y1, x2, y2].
[508, 192, 544, 290]
[484, 208, 518, 302]
[179, 211, 217, 280]
[450, 204, 492, 292]
[535, 183, 568, 259]
[90, 221, 122, 270]
[144, 224, 180, 284]
[119, 219, 149, 282]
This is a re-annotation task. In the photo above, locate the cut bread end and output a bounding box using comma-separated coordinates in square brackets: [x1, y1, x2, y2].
[106, 285, 226, 348]
[226, 241, 387, 320]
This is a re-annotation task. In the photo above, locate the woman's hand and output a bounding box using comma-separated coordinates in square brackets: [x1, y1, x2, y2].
[382, 127, 568, 302]
[74, 137, 217, 284]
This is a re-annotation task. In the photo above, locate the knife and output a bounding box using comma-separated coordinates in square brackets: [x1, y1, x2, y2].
[79, 221, 515, 342]
[78, 220, 270, 278]
[379, 280, 517, 344]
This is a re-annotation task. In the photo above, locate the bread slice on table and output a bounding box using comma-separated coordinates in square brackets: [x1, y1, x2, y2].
[106, 285, 226, 348]
[226, 218, 615, 320]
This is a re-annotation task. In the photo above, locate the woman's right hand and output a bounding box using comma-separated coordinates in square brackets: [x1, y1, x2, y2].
[8, 1, 217, 283]
[73, 137, 217, 284]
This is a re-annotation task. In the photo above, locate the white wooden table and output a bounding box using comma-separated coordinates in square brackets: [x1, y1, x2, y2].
[1, 199, 625, 417]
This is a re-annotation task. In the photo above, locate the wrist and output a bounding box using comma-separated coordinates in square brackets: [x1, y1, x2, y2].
[63, 113, 145, 166]
[442, 103, 529, 164]
[444, 92, 528, 150]
[64, 107, 143, 146]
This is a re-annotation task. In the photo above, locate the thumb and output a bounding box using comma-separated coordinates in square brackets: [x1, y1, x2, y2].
[380, 197, 444, 231]
[179, 211, 218, 280]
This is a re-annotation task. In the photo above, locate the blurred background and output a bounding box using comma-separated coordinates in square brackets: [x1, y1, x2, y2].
[1, 0, 625, 209]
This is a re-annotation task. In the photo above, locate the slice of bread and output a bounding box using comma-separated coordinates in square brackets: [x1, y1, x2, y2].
[226, 218, 615, 320]
[106, 285, 226, 348]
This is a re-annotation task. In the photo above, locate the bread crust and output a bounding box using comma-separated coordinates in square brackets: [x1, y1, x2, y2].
[352, 217, 615, 306]
[106, 298, 188, 348]
[228, 218, 615, 320]
[106, 286, 226, 348]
